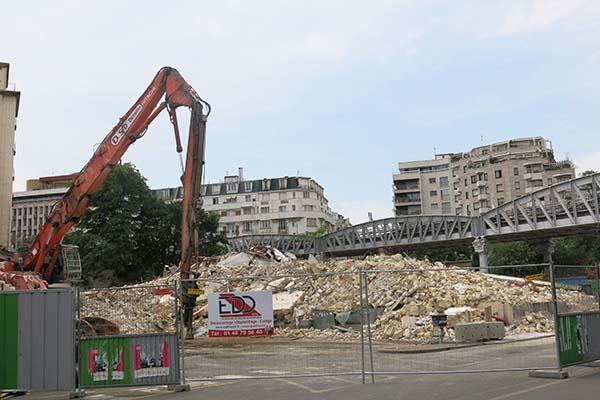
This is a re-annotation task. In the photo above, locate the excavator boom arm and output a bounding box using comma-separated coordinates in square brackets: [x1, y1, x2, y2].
[11, 67, 209, 281]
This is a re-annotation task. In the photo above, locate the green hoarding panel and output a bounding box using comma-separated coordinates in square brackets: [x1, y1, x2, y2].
[80, 338, 132, 387]
[0, 294, 18, 390]
[591, 281, 598, 295]
[559, 315, 584, 366]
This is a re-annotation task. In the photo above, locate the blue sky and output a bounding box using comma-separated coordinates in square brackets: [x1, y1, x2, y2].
[4, 0, 600, 224]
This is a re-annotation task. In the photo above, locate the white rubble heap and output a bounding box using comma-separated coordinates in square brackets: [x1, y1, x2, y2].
[80, 248, 598, 343]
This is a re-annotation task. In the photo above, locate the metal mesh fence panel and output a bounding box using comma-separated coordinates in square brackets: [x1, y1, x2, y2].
[362, 265, 563, 374]
[182, 272, 365, 381]
[78, 285, 178, 337]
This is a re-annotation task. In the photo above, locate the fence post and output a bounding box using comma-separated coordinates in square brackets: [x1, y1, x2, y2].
[549, 255, 563, 373]
[362, 271, 375, 384]
[71, 286, 86, 398]
[596, 264, 600, 311]
[358, 269, 366, 384]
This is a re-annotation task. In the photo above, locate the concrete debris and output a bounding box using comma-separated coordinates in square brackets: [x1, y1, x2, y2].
[80, 250, 598, 343]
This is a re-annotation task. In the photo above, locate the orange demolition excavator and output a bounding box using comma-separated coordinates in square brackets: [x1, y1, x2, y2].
[1, 67, 210, 288]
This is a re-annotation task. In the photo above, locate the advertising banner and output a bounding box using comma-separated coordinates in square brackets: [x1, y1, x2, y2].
[208, 291, 274, 337]
[80, 337, 132, 386]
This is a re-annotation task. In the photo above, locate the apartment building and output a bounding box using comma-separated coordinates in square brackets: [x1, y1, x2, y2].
[153, 168, 347, 237]
[0, 62, 20, 248]
[10, 187, 68, 248]
[393, 137, 575, 216]
[9, 173, 76, 248]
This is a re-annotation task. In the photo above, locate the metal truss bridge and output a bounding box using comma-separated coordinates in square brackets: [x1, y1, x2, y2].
[228, 173, 600, 257]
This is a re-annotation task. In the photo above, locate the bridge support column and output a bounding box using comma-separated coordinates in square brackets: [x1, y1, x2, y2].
[473, 237, 488, 273]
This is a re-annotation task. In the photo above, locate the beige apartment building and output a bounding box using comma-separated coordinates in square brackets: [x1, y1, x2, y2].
[0, 63, 21, 248]
[153, 168, 348, 237]
[393, 137, 575, 216]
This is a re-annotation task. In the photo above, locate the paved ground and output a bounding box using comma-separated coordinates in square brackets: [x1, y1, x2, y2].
[15, 337, 600, 399]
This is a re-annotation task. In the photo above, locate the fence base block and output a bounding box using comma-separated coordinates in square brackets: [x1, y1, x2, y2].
[528, 370, 569, 379]
[168, 384, 191, 392]
[69, 389, 86, 398]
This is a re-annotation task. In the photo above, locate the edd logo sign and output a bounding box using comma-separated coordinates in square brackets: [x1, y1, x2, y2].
[218, 293, 261, 317]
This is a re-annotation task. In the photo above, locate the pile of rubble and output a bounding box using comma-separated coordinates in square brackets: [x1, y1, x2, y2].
[80, 247, 599, 342]
[0, 261, 48, 290]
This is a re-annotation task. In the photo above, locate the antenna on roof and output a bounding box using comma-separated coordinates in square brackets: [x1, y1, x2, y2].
[480, 135, 484, 145]
[433, 147, 436, 157]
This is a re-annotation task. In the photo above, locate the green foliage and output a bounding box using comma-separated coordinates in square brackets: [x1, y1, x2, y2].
[487, 241, 544, 276]
[64, 163, 226, 287]
[552, 235, 600, 266]
[296, 225, 330, 239]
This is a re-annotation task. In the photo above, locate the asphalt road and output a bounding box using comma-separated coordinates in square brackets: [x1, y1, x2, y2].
[18, 337, 600, 400]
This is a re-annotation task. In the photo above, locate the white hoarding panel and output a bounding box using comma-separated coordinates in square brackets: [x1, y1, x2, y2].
[208, 291, 274, 337]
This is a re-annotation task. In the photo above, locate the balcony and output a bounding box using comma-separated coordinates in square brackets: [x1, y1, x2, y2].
[476, 181, 487, 188]
[524, 172, 543, 181]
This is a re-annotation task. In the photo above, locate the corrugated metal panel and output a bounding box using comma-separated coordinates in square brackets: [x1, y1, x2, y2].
[0, 293, 19, 390]
[17, 289, 75, 391]
[80, 334, 179, 388]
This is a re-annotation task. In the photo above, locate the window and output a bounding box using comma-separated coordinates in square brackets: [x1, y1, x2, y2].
[292, 205, 296, 211]
[442, 202, 451, 214]
[212, 197, 219, 205]
[497, 198, 505, 206]
[473, 202, 480, 210]
[439, 177, 449, 187]
[465, 192, 469, 199]
[466, 204, 471, 213]
[431, 203, 439, 209]
[260, 206, 270, 213]
[225, 196, 237, 203]
[244, 181, 253, 192]
[429, 177, 436, 184]
[242, 207, 253, 215]
[260, 193, 270, 201]
[515, 181, 521, 190]
[307, 218, 317, 227]
[260, 220, 271, 229]
[495, 170, 502, 179]
[513, 167, 519, 176]
[303, 205, 315, 211]
[292, 192, 297, 199]
[430, 190, 438, 197]
[279, 192, 287, 200]
[464, 179, 468, 187]
[463, 165, 467, 173]
[440, 189, 450, 201]
[279, 219, 287, 230]
[496, 184, 504, 192]
[243, 222, 252, 232]
[303, 191, 310, 198]
[472, 188, 479, 196]
[279, 205, 287, 212]
[471, 175, 477, 184]
[212, 184, 221, 194]
[227, 224, 236, 235]
[18, 208, 21, 216]
[245, 195, 252, 202]
[547, 178, 553, 186]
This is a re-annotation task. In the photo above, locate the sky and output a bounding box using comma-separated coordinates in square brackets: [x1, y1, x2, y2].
[3, 0, 600, 224]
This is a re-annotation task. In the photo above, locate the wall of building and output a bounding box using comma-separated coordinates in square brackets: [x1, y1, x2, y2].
[0, 63, 20, 248]
[10, 188, 68, 248]
[153, 170, 347, 238]
[394, 137, 575, 217]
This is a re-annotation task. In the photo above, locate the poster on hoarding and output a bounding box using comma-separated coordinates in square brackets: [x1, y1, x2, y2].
[208, 291, 274, 337]
[133, 341, 170, 378]
[559, 312, 600, 367]
[80, 338, 132, 386]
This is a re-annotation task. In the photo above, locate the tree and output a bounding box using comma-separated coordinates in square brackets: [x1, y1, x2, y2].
[65, 163, 226, 287]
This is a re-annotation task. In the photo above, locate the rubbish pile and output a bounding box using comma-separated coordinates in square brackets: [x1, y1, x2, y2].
[80, 247, 598, 343]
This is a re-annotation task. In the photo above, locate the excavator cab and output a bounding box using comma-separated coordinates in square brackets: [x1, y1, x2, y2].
[56, 244, 82, 283]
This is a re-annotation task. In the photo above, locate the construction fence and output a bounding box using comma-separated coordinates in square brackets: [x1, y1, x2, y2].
[181, 263, 600, 383]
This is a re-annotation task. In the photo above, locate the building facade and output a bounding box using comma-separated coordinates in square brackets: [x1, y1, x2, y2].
[0, 63, 20, 248]
[393, 137, 575, 216]
[10, 188, 68, 248]
[153, 169, 347, 237]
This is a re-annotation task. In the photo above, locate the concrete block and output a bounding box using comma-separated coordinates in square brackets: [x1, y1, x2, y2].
[528, 370, 569, 379]
[454, 322, 489, 342]
[401, 315, 417, 328]
[168, 384, 191, 392]
[486, 322, 505, 339]
[312, 310, 336, 329]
